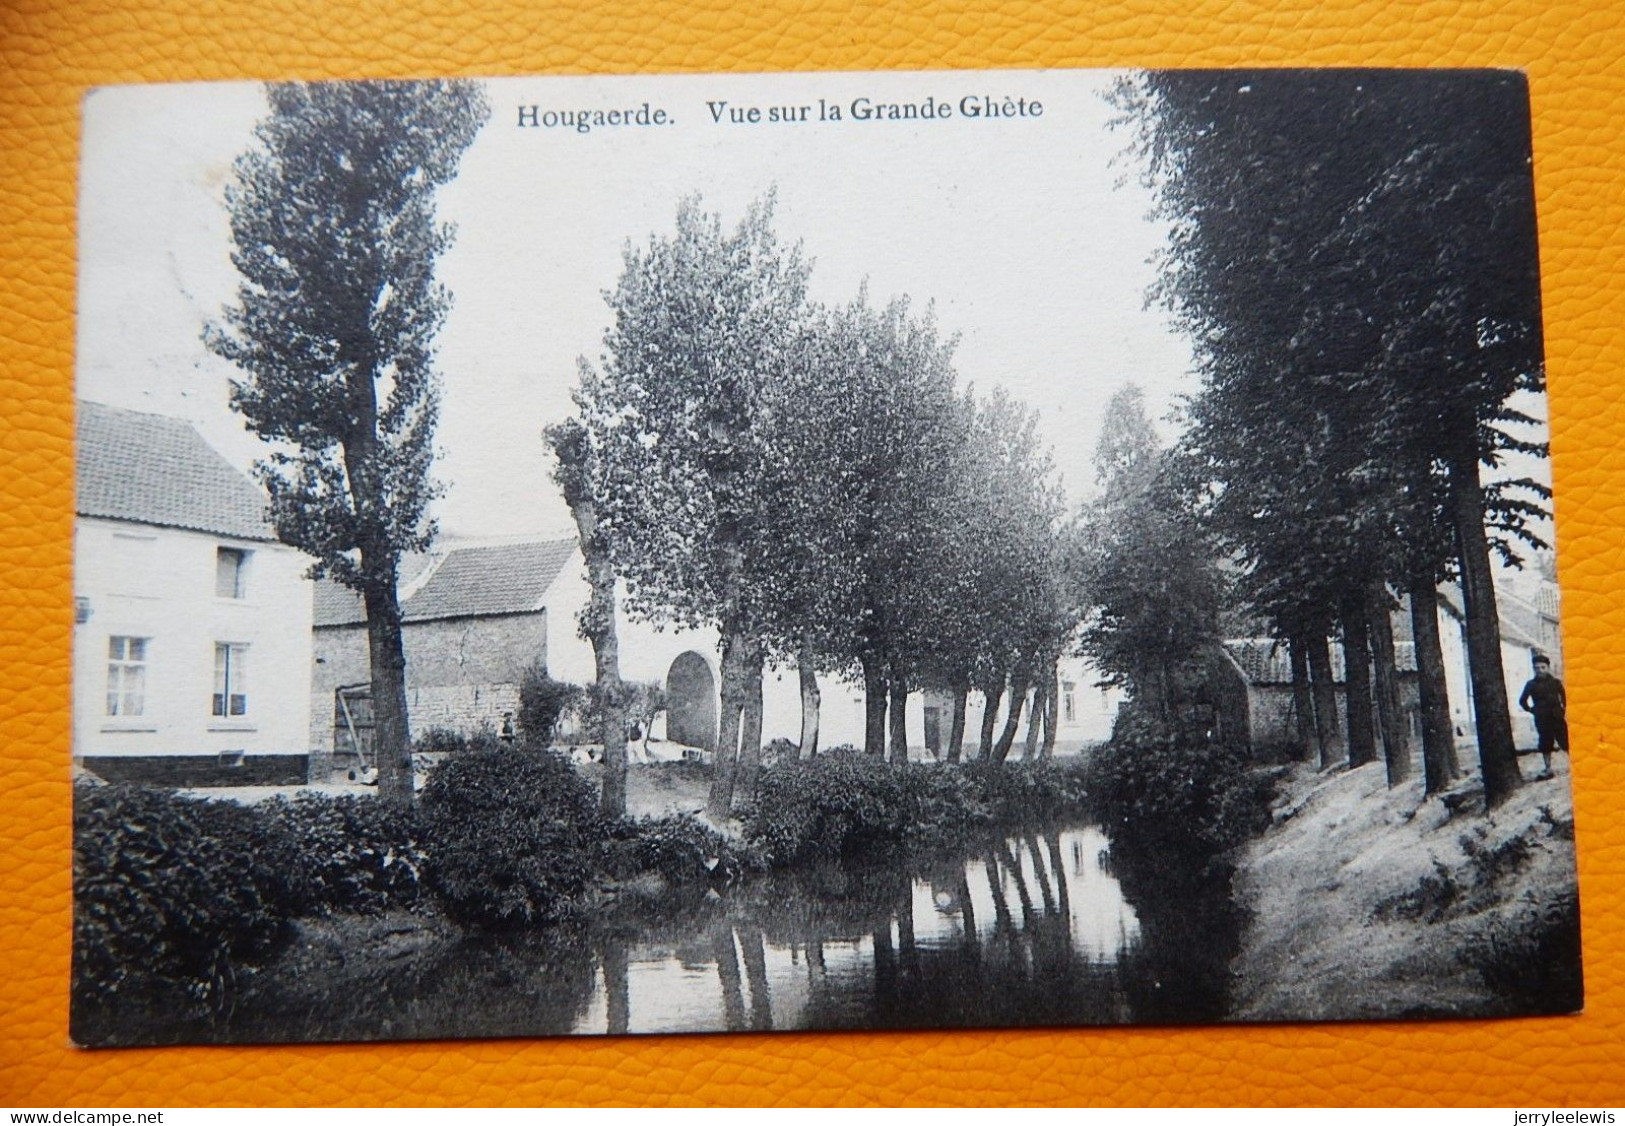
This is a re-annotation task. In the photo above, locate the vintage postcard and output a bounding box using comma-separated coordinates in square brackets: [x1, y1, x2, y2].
[71, 68, 1580, 1046]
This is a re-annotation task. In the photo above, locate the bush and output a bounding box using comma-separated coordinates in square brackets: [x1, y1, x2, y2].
[898, 764, 994, 841]
[259, 793, 427, 916]
[960, 758, 1091, 822]
[419, 744, 601, 927]
[616, 813, 762, 885]
[1085, 733, 1274, 853]
[1465, 890, 1583, 1014]
[414, 725, 468, 754]
[517, 663, 582, 745]
[761, 737, 799, 767]
[73, 784, 287, 1016]
[746, 749, 908, 865]
[412, 725, 504, 757]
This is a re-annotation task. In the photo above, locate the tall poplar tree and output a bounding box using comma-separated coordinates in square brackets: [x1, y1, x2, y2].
[207, 80, 489, 806]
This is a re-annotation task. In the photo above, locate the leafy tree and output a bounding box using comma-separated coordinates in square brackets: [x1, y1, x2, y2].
[576, 195, 810, 819]
[207, 80, 489, 806]
[1117, 70, 1547, 805]
[1076, 386, 1225, 729]
[516, 661, 582, 746]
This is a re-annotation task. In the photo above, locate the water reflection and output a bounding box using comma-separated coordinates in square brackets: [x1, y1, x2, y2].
[215, 823, 1228, 1043]
[579, 824, 1146, 1036]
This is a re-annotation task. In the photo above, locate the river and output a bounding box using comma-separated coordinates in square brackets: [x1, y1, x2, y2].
[214, 822, 1243, 1043]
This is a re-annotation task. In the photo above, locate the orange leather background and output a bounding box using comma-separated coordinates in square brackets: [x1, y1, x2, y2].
[3, 0, 1623, 1107]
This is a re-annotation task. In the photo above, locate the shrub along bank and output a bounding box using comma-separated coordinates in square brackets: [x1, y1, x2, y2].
[1082, 730, 1279, 856]
[72, 743, 1098, 1038]
[71, 744, 757, 1040]
[743, 748, 1090, 866]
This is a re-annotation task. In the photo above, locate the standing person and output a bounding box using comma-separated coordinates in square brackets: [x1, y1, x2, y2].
[1518, 653, 1568, 779]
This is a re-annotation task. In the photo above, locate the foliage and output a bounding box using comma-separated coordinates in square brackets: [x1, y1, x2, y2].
[761, 737, 799, 767]
[418, 744, 601, 928]
[414, 726, 468, 754]
[1085, 732, 1275, 853]
[958, 758, 1092, 823]
[207, 80, 490, 805]
[1075, 386, 1226, 727]
[609, 813, 764, 886]
[1464, 890, 1583, 1015]
[413, 725, 504, 756]
[72, 781, 433, 1023]
[257, 793, 428, 916]
[73, 785, 286, 1018]
[745, 750, 909, 865]
[744, 752, 1092, 865]
[517, 663, 582, 745]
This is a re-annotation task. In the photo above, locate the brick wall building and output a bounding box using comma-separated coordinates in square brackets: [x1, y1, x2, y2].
[310, 538, 569, 779]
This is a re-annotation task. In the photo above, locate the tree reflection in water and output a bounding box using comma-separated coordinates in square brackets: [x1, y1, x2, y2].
[205, 822, 1238, 1041]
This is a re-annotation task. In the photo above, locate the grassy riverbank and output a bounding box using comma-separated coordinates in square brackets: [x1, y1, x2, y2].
[1230, 759, 1581, 1020]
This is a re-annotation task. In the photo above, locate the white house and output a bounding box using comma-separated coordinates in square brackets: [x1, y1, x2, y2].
[73, 401, 315, 785]
[531, 536, 1119, 756]
[1438, 582, 1563, 750]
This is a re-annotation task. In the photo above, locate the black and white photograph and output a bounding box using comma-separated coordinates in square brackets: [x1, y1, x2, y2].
[70, 68, 1581, 1046]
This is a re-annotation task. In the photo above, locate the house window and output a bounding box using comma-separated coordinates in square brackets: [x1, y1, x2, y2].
[213, 643, 248, 717]
[106, 636, 147, 716]
[1062, 680, 1077, 724]
[215, 547, 249, 599]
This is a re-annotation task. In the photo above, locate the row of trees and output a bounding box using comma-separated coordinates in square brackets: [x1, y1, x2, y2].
[207, 82, 1074, 818]
[207, 74, 1551, 818]
[556, 198, 1077, 819]
[1110, 70, 1550, 806]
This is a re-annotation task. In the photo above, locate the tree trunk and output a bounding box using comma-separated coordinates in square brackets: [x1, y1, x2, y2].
[1022, 683, 1044, 761]
[360, 570, 414, 808]
[1342, 603, 1378, 768]
[739, 925, 773, 1031]
[862, 653, 887, 756]
[956, 872, 979, 958]
[946, 679, 969, 763]
[977, 678, 1005, 760]
[887, 661, 909, 764]
[1041, 662, 1060, 759]
[797, 641, 820, 758]
[1448, 430, 1523, 807]
[1288, 633, 1316, 763]
[711, 921, 746, 1032]
[707, 631, 746, 821]
[559, 486, 629, 819]
[1409, 572, 1459, 795]
[1366, 580, 1411, 786]
[346, 361, 413, 808]
[992, 675, 1031, 762]
[734, 641, 765, 809]
[1307, 633, 1344, 769]
[603, 937, 630, 1036]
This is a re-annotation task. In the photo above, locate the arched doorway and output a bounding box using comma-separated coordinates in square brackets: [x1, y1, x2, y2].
[666, 651, 717, 752]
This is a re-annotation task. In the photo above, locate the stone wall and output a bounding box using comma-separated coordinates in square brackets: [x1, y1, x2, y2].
[310, 612, 547, 752]
[409, 682, 522, 737]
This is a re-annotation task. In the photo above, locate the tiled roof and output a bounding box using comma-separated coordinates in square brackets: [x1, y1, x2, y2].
[1436, 585, 1545, 651]
[76, 400, 273, 541]
[313, 538, 579, 627]
[313, 580, 367, 627]
[1222, 638, 1418, 685]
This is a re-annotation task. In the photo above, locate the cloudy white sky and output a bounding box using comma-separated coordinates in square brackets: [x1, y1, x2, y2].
[78, 69, 1554, 559]
[77, 70, 1201, 540]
